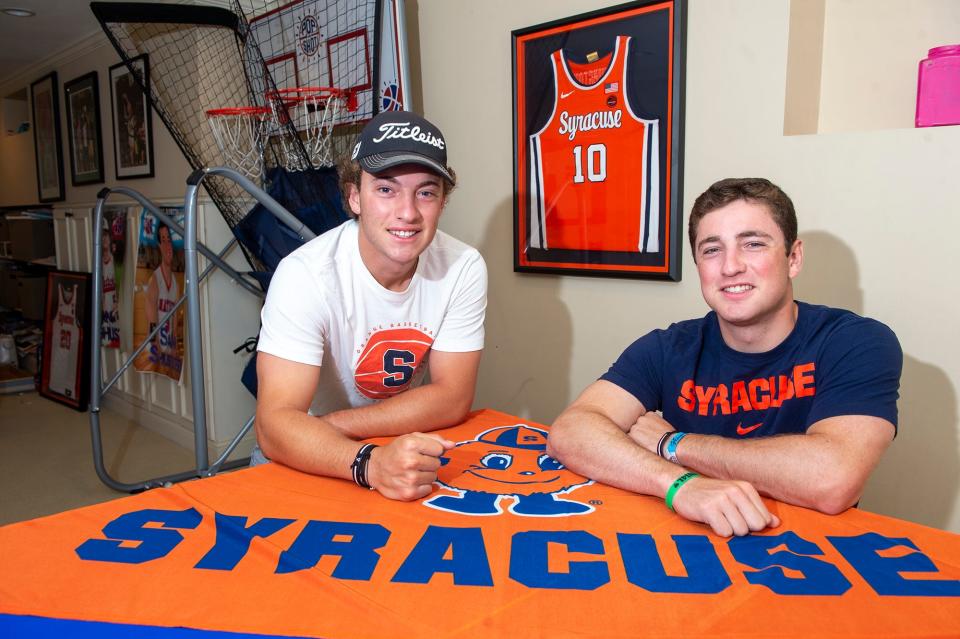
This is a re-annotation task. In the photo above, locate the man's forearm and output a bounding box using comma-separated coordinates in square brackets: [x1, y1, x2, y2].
[548, 408, 681, 498]
[324, 380, 473, 440]
[256, 407, 361, 478]
[549, 384, 781, 537]
[673, 432, 862, 513]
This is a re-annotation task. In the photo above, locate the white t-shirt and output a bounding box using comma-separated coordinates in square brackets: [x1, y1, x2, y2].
[258, 219, 487, 418]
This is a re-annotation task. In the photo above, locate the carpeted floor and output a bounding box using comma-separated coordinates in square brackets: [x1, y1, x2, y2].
[0, 391, 195, 525]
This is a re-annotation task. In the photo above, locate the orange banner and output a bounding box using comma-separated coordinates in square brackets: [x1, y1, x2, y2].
[1, 409, 959, 638]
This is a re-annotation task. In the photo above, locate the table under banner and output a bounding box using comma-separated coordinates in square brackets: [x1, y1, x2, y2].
[2, 409, 959, 638]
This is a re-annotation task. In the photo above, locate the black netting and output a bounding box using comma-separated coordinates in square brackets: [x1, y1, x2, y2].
[90, 1, 378, 274]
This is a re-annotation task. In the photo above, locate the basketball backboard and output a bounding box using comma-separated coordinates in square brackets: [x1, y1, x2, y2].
[243, 0, 408, 125]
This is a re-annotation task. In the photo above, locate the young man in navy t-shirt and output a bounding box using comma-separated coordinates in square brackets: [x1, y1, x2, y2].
[548, 178, 902, 537]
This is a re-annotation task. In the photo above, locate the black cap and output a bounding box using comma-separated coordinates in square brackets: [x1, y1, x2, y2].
[351, 110, 451, 181]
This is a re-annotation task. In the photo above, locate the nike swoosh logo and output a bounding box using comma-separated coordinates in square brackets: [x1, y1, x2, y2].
[561, 90, 574, 99]
[736, 422, 762, 436]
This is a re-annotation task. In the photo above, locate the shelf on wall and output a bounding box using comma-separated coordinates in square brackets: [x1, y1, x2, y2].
[783, 0, 960, 135]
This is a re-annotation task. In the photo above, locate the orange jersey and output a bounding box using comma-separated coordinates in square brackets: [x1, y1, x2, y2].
[529, 35, 660, 252]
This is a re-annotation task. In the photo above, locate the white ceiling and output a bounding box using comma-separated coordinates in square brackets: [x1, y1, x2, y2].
[0, 1, 105, 87]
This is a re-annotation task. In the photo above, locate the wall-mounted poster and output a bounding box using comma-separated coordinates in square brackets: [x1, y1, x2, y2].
[39, 270, 92, 411]
[133, 208, 184, 382]
[64, 71, 105, 186]
[99, 207, 127, 349]
[109, 54, 154, 179]
[512, 0, 686, 280]
[30, 71, 65, 203]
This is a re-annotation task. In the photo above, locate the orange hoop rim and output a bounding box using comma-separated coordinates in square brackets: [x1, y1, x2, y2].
[206, 106, 272, 117]
[265, 86, 349, 104]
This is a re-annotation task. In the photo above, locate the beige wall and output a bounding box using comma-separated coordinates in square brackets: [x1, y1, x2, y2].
[412, 0, 960, 532]
[0, 129, 36, 206]
[0, 36, 192, 208]
[819, 0, 960, 132]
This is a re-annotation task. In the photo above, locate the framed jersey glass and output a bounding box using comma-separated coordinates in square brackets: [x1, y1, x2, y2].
[512, 0, 686, 280]
[39, 270, 93, 411]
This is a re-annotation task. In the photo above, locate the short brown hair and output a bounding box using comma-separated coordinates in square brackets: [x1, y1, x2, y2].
[688, 177, 797, 260]
[336, 156, 457, 216]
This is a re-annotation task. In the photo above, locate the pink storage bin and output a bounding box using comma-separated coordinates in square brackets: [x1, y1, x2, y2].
[916, 44, 960, 127]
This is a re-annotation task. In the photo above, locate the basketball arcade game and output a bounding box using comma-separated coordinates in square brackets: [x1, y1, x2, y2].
[86, 0, 411, 491]
[90, 0, 410, 275]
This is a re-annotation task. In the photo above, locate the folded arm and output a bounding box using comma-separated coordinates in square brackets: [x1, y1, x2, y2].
[629, 413, 894, 514]
[255, 349, 481, 499]
[548, 381, 779, 536]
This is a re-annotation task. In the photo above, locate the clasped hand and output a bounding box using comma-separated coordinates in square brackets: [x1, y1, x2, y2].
[627, 411, 674, 452]
[628, 412, 780, 537]
[366, 432, 454, 501]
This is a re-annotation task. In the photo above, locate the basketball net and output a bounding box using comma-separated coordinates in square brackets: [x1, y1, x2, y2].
[267, 87, 352, 171]
[205, 106, 272, 182]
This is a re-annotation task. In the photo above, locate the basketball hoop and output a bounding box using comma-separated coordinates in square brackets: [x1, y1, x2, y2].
[205, 106, 272, 181]
[266, 87, 352, 170]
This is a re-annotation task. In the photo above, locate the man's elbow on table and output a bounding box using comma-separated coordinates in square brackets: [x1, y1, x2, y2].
[545, 410, 581, 464]
[801, 470, 867, 516]
[793, 417, 894, 515]
[253, 407, 289, 463]
[446, 389, 475, 426]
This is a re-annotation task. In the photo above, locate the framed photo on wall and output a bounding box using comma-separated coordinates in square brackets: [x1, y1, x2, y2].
[39, 270, 92, 411]
[30, 71, 65, 203]
[512, 0, 686, 280]
[109, 54, 154, 179]
[64, 71, 105, 186]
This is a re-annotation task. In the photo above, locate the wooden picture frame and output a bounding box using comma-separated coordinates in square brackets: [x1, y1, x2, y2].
[30, 71, 65, 203]
[109, 54, 154, 179]
[512, 0, 686, 280]
[39, 270, 92, 411]
[64, 71, 105, 186]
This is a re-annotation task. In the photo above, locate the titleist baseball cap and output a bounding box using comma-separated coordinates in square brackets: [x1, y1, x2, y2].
[351, 110, 452, 181]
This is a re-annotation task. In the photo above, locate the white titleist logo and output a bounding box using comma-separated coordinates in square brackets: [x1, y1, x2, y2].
[558, 109, 622, 140]
[372, 122, 445, 149]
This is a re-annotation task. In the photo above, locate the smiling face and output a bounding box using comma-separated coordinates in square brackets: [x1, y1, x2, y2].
[437, 439, 586, 497]
[158, 224, 173, 268]
[694, 199, 803, 350]
[101, 231, 113, 265]
[349, 164, 445, 291]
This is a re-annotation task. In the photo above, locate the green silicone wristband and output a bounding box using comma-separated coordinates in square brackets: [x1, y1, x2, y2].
[665, 471, 699, 512]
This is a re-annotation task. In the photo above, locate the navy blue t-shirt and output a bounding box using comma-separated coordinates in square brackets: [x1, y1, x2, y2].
[600, 302, 902, 438]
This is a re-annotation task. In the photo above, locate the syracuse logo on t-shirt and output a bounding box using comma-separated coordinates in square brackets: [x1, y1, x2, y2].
[424, 425, 594, 517]
[354, 327, 434, 399]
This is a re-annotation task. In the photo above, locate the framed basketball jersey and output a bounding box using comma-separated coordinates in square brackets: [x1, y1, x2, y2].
[512, 1, 686, 280]
[40, 270, 93, 411]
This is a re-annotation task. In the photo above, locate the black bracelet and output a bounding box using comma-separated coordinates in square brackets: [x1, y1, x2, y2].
[350, 443, 378, 489]
[656, 431, 673, 459]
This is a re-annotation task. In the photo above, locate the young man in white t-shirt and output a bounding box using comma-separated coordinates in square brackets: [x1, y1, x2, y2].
[254, 111, 488, 502]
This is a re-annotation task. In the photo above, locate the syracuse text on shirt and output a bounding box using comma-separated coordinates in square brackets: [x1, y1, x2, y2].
[677, 363, 816, 416]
